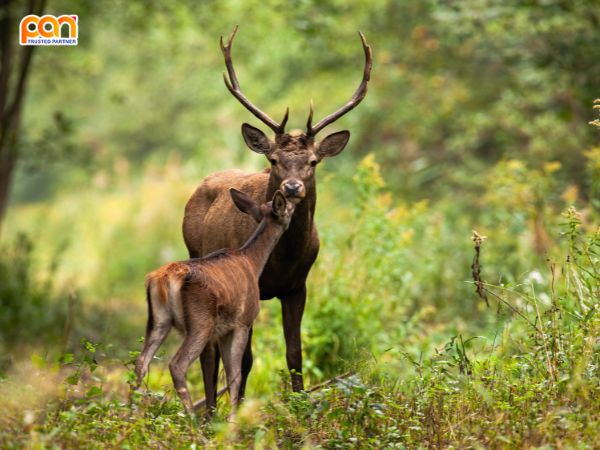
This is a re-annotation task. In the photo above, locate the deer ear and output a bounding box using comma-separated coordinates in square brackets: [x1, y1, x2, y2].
[316, 130, 350, 159]
[271, 190, 287, 218]
[230, 188, 262, 222]
[241, 123, 272, 155]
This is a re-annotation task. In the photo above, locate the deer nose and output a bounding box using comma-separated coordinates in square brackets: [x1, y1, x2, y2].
[282, 180, 304, 197]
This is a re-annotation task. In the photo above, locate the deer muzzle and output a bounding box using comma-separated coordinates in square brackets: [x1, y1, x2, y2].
[282, 180, 305, 200]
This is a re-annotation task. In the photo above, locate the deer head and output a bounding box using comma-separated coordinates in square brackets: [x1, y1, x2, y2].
[230, 188, 295, 231]
[221, 26, 372, 201]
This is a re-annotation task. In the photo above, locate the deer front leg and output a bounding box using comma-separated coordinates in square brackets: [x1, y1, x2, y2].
[220, 327, 250, 420]
[237, 326, 253, 402]
[198, 324, 253, 409]
[281, 285, 306, 392]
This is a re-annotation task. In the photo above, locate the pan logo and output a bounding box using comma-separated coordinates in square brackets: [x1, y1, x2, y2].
[19, 15, 78, 46]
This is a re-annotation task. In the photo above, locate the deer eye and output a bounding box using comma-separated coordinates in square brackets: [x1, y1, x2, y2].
[270, 158, 277, 166]
[309, 160, 318, 167]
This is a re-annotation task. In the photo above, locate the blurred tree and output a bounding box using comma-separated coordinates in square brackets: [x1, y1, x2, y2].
[6, 0, 600, 209]
[0, 0, 46, 227]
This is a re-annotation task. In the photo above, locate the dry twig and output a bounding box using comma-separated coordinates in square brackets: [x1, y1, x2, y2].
[308, 371, 355, 393]
[471, 230, 489, 306]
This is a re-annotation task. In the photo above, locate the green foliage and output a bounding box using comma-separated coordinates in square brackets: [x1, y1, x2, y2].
[428, 0, 599, 178]
[2, 0, 600, 447]
[1, 215, 597, 448]
[12, 0, 600, 203]
[0, 234, 69, 360]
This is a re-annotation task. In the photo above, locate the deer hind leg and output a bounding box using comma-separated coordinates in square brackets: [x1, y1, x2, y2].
[195, 342, 220, 416]
[220, 326, 250, 420]
[135, 286, 172, 387]
[169, 329, 211, 415]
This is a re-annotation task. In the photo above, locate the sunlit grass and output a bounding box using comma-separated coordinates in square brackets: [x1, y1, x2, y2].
[1, 154, 598, 448]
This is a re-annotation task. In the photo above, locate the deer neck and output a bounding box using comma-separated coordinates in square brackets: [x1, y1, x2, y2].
[240, 219, 286, 275]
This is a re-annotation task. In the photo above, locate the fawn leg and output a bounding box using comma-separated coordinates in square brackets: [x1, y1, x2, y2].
[169, 331, 209, 415]
[135, 300, 172, 387]
[220, 327, 250, 420]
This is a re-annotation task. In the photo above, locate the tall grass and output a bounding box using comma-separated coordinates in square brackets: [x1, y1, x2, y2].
[0, 153, 598, 447]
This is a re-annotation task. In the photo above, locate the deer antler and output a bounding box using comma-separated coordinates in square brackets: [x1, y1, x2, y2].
[306, 32, 372, 137]
[221, 26, 289, 135]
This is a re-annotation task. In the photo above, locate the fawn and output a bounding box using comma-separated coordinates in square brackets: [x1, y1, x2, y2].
[135, 189, 295, 417]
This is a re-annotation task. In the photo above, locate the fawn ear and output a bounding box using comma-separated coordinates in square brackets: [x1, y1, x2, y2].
[241, 123, 272, 155]
[316, 130, 350, 160]
[230, 188, 262, 222]
[272, 190, 287, 218]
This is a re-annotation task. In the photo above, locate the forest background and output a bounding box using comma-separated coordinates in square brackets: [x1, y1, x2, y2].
[1, 0, 599, 447]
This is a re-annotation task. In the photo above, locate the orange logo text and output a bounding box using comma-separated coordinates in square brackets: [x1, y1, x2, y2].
[20, 15, 78, 46]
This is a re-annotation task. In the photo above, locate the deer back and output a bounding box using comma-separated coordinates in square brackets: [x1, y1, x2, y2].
[147, 254, 262, 335]
[184, 170, 269, 255]
[183, 169, 318, 300]
[183, 255, 261, 330]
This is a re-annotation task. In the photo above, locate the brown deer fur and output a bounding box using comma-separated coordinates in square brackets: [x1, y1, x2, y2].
[136, 190, 294, 417]
[182, 28, 372, 403]
[183, 130, 350, 400]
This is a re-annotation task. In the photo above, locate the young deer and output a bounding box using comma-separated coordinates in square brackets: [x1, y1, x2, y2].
[135, 189, 295, 417]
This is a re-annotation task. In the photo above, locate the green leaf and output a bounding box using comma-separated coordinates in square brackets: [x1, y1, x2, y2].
[85, 386, 103, 398]
[83, 339, 97, 353]
[66, 372, 80, 385]
[58, 353, 75, 364]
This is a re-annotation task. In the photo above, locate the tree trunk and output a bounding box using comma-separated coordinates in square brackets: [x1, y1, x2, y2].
[0, 118, 18, 225]
[0, 0, 46, 230]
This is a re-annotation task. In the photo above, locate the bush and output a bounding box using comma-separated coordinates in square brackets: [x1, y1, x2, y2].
[0, 234, 70, 364]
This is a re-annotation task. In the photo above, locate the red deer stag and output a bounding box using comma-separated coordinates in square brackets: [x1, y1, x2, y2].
[182, 27, 372, 403]
[136, 189, 295, 418]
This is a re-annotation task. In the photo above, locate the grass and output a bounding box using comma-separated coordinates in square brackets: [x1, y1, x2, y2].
[1, 155, 598, 448]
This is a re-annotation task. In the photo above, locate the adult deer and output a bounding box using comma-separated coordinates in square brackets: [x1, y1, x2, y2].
[182, 27, 372, 405]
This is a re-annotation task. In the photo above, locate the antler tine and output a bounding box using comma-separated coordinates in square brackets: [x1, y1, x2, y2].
[307, 31, 372, 136]
[280, 107, 289, 132]
[220, 25, 240, 88]
[220, 26, 287, 135]
[306, 99, 314, 134]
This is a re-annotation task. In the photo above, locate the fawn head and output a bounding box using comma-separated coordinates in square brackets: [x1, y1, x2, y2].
[229, 189, 295, 231]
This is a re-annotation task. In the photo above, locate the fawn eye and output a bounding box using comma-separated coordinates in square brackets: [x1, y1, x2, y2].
[270, 158, 277, 166]
[309, 160, 317, 167]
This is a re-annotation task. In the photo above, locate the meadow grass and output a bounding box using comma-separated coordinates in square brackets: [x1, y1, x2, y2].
[1, 155, 598, 448]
